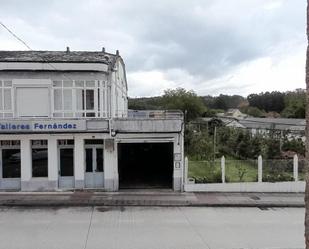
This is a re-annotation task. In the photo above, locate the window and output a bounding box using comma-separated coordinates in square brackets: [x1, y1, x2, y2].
[0, 80, 13, 118]
[76, 87, 96, 117]
[2, 149, 21, 178]
[53, 80, 102, 118]
[1, 140, 21, 178]
[31, 140, 48, 177]
[53, 81, 73, 117]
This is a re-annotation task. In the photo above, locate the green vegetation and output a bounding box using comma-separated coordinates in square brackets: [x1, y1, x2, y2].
[129, 88, 306, 118]
[188, 160, 258, 183]
[161, 88, 206, 121]
[262, 160, 294, 182]
[186, 125, 304, 183]
[188, 160, 221, 183]
[128, 87, 306, 183]
[225, 160, 258, 182]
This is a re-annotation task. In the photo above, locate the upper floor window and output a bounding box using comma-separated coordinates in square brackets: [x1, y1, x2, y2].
[0, 80, 13, 118]
[52, 80, 103, 118]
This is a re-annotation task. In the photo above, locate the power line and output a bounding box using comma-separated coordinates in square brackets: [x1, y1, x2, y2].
[0, 21, 32, 50]
[0, 21, 73, 81]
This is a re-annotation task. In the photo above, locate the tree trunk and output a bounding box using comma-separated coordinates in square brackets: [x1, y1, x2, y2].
[305, 1, 309, 248]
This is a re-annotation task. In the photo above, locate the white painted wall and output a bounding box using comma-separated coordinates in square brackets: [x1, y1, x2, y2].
[0, 60, 128, 119]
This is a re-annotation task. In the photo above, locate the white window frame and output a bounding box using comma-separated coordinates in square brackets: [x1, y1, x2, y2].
[0, 80, 13, 118]
[52, 80, 108, 118]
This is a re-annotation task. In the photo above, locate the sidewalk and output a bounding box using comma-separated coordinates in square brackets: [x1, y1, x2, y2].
[0, 191, 304, 207]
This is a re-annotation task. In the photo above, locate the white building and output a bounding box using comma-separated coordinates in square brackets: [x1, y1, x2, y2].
[0, 49, 184, 191]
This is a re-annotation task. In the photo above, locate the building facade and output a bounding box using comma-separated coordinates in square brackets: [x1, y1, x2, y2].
[0, 49, 184, 191]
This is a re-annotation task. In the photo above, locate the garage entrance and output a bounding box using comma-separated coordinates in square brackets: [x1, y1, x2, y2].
[118, 142, 173, 189]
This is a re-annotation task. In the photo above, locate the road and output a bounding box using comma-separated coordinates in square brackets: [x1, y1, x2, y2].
[0, 206, 304, 249]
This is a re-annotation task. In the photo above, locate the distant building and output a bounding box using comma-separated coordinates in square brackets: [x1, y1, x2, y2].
[224, 109, 247, 118]
[199, 117, 305, 140]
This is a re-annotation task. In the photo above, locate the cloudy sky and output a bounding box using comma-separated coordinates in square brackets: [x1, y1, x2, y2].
[0, 0, 306, 97]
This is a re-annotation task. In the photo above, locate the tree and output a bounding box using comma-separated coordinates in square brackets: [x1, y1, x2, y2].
[162, 88, 205, 122]
[305, 1, 309, 247]
[247, 91, 285, 113]
[281, 89, 306, 118]
[240, 106, 266, 117]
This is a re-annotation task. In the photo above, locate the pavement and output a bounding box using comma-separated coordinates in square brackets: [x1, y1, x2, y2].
[0, 206, 304, 249]
[0, 190, 304, 207]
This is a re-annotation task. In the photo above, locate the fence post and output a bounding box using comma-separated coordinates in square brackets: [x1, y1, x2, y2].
[293, 154, 298, 182]
[258, 155, 262, 183]
[221, 156, 225, 183]
[184, 156, 189, 184]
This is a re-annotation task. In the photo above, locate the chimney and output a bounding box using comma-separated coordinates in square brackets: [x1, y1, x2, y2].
[66, 46, 70, 53]
[102, 47, 105, 53]
[116, 50, 119, 56]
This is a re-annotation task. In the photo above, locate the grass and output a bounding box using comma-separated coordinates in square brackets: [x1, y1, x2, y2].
[262, 160, 294, 182]
[188, 159, 258, 183]
[225, 160, 258, 182]
[189, 158, 300, 183]
[188, 160, 221, 183]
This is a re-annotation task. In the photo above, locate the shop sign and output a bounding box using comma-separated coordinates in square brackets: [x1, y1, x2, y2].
[0, 120, 86, 132]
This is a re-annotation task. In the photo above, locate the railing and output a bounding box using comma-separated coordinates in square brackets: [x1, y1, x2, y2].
[128, 110, 183, 119]
[187, 155, 303, 184]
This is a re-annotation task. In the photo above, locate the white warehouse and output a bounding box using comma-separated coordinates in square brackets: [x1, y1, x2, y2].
[0, 49, 184, 191]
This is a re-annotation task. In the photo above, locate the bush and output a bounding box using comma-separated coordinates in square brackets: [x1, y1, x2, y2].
[192, 170, 222, 183]
[263, 173, 294, 182]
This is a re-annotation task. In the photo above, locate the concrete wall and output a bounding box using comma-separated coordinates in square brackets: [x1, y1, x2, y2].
[113, 119, 183, 133]
[184, 182, 305, 193]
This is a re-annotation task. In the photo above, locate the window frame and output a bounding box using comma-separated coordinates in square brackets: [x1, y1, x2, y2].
[0, 80, 13, 118]
[52, 80, 107, 118]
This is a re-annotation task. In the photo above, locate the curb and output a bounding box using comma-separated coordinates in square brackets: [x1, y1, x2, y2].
[0, 201, 304, 208]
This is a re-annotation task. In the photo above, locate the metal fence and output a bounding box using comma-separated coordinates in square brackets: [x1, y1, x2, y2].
[299, 159, 306, 181]
[187, 155, 302, 183]
[188, 160, 221, 183]
[263, 159, 294, 182]
[128, 110, 183, 119]
[225, 160, 258, 183]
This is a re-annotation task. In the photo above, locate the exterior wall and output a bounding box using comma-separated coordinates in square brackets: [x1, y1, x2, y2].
[0, 67, 127, 119]
[0, 71, 108, 82]
[0, 130, 184, 192]
[109, 60, 128, 118]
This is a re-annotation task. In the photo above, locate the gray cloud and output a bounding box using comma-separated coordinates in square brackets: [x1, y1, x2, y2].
[0, 0, 306, 96]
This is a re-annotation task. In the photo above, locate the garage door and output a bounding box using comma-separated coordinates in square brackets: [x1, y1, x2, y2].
[118, 143, 173, 189]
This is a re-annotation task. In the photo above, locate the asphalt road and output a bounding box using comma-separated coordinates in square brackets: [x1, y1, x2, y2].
[0, 206, 304, 249]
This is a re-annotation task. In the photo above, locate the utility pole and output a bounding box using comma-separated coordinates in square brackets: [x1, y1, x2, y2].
[213, 125, 217, 162]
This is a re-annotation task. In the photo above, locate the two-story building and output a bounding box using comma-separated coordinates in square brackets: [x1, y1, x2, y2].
[0, 49, 184, 191]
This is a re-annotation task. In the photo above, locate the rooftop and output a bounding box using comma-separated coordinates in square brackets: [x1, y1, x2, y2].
[199, 117, 305, 131]
[0, 49, 119, 64]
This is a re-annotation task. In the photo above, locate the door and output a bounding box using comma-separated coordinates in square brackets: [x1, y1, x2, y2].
[58, 148, 74, 189]
[85, 147, 104, 188]
[118, 142, 174, 189]
[1, 147, 21, 190]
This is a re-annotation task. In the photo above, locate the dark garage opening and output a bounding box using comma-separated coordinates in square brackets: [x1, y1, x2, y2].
[118, 143, 173, 189]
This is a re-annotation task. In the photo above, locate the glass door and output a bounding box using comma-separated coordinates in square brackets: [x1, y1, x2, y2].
[85, 145, 104, 188]
[58, 140, 74, 189]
